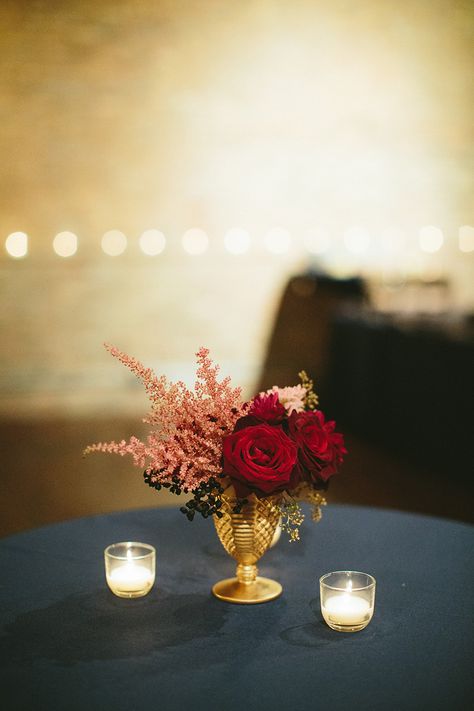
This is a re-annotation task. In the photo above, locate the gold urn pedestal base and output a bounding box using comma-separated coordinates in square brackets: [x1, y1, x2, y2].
[212, 576, 282, 604]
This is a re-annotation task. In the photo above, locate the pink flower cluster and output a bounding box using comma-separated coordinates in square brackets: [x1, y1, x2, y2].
[86, 346, 347, 511]
[85, 345, 244, 491]
[266, 385, 307, 414]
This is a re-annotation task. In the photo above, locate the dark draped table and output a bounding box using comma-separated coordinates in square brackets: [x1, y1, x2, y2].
[1, 505, 473, 710]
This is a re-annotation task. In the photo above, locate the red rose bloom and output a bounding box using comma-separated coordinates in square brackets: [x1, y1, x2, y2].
[288, 410, 347, 483]
[248, 392, 286, 424]
[222, 422, 298, 497]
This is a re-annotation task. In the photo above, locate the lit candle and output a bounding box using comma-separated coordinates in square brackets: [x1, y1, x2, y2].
[322, 593, 371, 627]
[320, 572, 376, 632]
[108, 556, 154, 594]
[104, 542, 156, 598]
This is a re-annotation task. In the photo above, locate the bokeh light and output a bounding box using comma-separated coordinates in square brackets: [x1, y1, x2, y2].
[53, 231, 78, 257]
[419, 226, 443, 253]
[459, 225, 474, 253]
[264, 227, 291, 254]
[101, 230, 127, 256]
[224, 228, 251, 255]
[139, 229, 166, 256]
[5, 231, 28, 258]
[303, 228, 330, 254]
[182, 228, 209, 255]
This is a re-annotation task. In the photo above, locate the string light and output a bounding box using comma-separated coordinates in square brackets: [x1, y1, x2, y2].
[139, 229, 166, 256]
[5, 231, 28, 258]
[264, 227, 291, 254]
[303, 228, 330, 254]
[459, 225, 474, 253]
[224, 228, 251, 255]
[53, 231, 78, 257]
[101, 230, 127, 256]
[182, 228, 209, 255]
[4, 224, 470, 261]
[419, 226, 443, 253]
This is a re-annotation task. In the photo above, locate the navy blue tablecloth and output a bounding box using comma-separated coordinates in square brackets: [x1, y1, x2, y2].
[1, 505, 473, 711]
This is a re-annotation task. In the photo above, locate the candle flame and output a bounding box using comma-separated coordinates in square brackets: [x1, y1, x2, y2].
[346, 579, 353, 593]
[127, 549, 133, 563]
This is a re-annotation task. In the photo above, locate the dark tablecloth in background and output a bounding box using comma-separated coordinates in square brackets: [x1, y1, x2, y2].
[327, 310, 474, 477]
[1, 505, 473, 711]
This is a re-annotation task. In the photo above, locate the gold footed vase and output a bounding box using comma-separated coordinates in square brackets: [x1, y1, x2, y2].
[212, 493, 282, 604]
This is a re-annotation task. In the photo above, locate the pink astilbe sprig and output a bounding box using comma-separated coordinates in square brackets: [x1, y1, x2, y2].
[84, 346, 245, 491]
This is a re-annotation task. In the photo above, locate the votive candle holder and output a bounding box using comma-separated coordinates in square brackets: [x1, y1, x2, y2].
[104, 542, 155, 598]
[320, 571, 376, 632]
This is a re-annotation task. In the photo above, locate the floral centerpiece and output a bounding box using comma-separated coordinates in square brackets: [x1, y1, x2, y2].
[86, 345, 346, 603]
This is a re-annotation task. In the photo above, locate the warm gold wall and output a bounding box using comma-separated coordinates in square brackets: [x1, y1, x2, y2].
[1, 0, 473, 233]
[0, 0, 473, 414]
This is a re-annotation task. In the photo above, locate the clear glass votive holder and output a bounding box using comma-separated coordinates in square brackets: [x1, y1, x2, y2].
[320, 571, 376, 632]
[104, 542, 156, 598]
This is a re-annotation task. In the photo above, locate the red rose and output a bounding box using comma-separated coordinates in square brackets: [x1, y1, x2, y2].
[248, 392, 286, 424]
[288, 410, 347, 483]
[222, 422, 298, 497]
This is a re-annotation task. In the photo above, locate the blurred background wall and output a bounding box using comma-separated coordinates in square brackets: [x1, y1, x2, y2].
[0, 0, 473, 534]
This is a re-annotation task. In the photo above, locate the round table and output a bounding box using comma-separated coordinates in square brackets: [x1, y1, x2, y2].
[0, 505, 473, 710]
